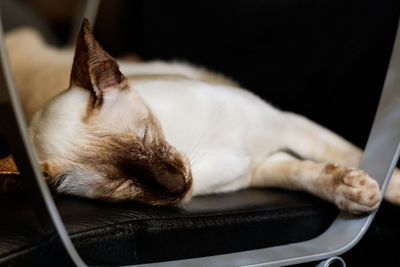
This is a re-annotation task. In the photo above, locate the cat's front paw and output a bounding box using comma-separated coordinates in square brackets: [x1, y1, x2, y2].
[327, 166, 381, 213]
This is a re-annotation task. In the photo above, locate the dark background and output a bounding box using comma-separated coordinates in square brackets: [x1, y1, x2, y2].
[92, 0, 399, 150]
[2, 0, 399, 148]
[1, 0, 400, 266]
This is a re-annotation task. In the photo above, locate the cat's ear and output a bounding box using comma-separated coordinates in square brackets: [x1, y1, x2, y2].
[0, 154, 22, 193]
[70, 18, 128, 107]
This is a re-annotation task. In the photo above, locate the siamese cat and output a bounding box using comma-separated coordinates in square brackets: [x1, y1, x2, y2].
[2, 19, 400, 213]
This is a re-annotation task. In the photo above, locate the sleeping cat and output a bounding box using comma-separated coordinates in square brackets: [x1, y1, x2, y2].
[2, 19, 400, 213]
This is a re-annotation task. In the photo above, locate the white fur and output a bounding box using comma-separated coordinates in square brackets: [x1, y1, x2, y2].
[30, 88, 89, 162]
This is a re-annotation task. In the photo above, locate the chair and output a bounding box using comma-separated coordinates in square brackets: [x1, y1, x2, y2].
[0, 1, 399, 266]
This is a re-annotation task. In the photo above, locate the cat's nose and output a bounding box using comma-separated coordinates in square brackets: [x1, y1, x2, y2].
[156, 172, 186, 194]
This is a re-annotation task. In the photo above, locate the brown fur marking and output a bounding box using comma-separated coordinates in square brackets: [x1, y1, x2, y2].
[322, 163, 349, 187]
[77, 132, 192, 205]
[323, 163, 340, 174]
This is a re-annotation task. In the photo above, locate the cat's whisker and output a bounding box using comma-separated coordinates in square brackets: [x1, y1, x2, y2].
[189, 149, 209, 167]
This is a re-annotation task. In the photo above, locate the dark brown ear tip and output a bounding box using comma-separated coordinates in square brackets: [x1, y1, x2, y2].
[80, 18, 92, 37]
[82, 18, 90, 29]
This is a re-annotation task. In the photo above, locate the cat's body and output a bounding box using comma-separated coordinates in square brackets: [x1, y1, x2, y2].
[120, 65, 376, 211]
[125, 71, 348, 194]
[3, 21, 400, 213]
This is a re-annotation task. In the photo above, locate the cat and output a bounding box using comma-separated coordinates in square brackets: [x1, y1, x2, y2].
[2, 19, 400, 213]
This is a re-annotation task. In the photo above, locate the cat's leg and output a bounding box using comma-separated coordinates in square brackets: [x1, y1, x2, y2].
[190, 150, 252, 195]
[251, 152, 381, 213]
[281, 111, 400, 206]
[282, 112, 363, 166]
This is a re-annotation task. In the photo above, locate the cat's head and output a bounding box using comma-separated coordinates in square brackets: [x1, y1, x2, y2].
[22, 19, 193, 205]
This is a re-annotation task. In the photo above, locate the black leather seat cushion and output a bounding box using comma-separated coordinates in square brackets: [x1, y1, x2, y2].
[0, 189, 337, 266]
